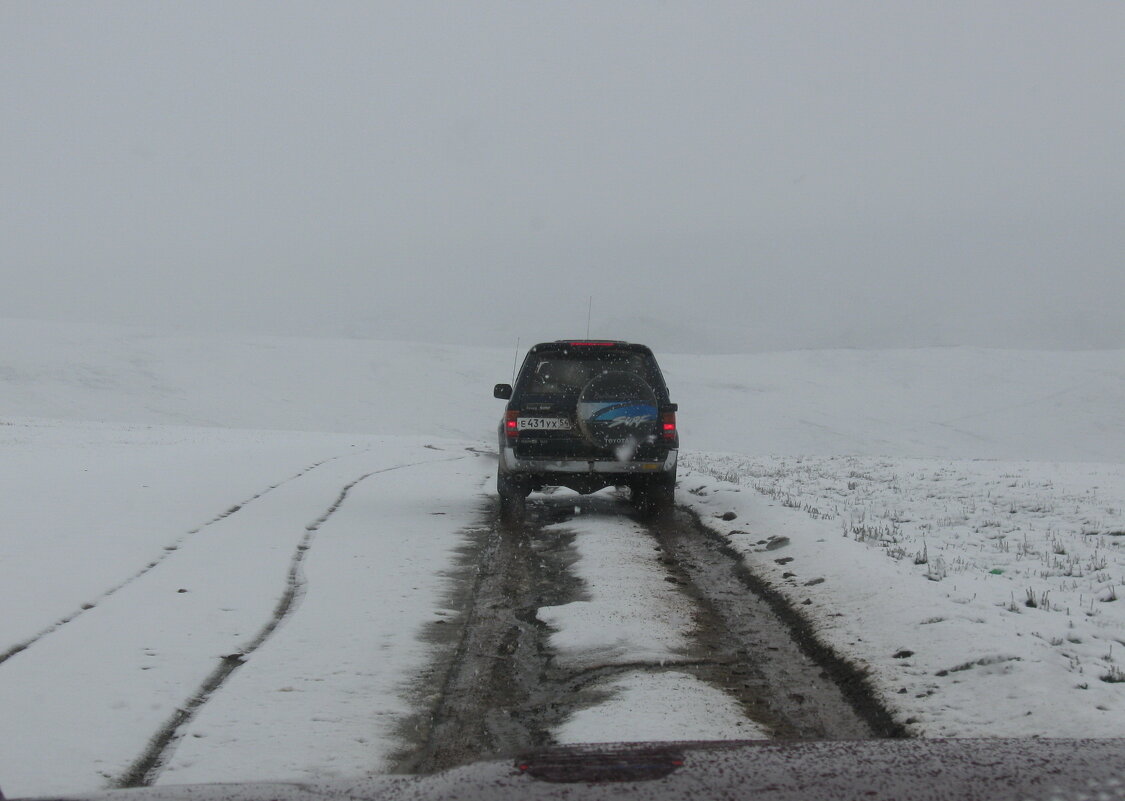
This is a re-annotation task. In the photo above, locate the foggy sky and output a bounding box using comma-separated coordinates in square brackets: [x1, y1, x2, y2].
[2, 2, 1123, 353]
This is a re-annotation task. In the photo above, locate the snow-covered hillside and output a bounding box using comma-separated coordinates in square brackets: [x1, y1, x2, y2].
[3, 318, 1124, 460]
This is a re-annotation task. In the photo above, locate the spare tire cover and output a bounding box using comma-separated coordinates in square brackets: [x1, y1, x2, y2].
[576, 371, 659, 455]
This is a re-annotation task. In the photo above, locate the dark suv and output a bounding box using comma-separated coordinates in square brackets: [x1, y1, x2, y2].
[493, 340, 678, 516]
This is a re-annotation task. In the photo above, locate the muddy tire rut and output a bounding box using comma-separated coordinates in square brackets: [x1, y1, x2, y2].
[651, 506, 905, 739]
[396, 493, 903, 775]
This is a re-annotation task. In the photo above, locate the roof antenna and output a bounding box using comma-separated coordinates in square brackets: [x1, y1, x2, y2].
[585, 296, 592, 338]
[511, 336, 520, 383]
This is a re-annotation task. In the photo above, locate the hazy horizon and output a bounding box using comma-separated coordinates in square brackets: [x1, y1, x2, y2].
[3, 2, 1123, 354]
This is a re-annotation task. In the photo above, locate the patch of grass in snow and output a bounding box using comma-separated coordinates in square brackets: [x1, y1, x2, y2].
[1025, 588, 1051, 610]
[1101, 665, 1125, 684]
[935, 655, 1022, 677]
[685, 454, 1123, 576]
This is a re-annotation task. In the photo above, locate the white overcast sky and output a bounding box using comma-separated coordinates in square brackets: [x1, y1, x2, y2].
[2, 2, 1122, 352]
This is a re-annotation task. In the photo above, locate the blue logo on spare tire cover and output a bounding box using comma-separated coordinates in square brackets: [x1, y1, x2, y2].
[576, 370, 659, 449]
[578, 401, 657, 426]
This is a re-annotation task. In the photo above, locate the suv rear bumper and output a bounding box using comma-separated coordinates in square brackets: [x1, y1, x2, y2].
[502, 447, 677, 475]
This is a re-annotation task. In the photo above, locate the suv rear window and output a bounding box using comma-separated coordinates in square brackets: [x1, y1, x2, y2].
[515, 349, 665, 400]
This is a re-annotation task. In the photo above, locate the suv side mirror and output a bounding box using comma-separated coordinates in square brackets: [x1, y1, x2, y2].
[493, 383, 513, 399]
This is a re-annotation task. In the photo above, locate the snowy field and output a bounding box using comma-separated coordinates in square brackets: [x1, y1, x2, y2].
[1, 319, 1124, 796]
[679, 454, 1125, 736]
[0, 423, 494, 794]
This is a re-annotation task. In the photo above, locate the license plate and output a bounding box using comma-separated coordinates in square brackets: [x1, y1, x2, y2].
[518, 416, 573, 431]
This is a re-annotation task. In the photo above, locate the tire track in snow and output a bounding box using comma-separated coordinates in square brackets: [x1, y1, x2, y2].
[117, 453, 470, 789]
[397, 497, 589, 773]
[648, 505, 904, 739]
[0, 452, 358, 667]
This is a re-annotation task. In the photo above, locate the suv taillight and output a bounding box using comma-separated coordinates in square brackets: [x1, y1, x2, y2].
[505, 410, 520, 438]
[661, 411, 677, 440]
